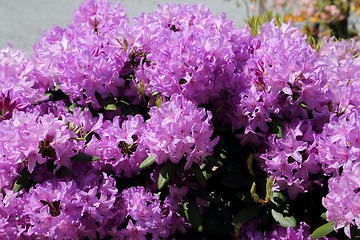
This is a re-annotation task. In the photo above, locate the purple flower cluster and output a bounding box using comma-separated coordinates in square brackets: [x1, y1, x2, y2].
[260, 121, 322, 199]
[315, 38, 360, 237]
[230, 20, 328, 141]
[143, 94, 219, 169]
[0, 0, 359, 238]
[239, 220, 335, 240]
[0, 174, 122, 239]
[32, 0, 130, 108]
[0, 47, 43, 120]
[85, 114, 147, 177]
[132, 4, 251, 105]
[323, 161, 360, 237]
[120, 186, 187, 239]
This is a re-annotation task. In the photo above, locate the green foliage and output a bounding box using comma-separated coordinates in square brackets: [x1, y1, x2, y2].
[233, 205, 261, 224]
[271, 209, 297, 228]
[13, 167, 32, 192]
[158, 162, 176, 189]
[311, 222, 334, 239]
[245, 12, 284, 36]
[70, 152, 100, 162]
[139, 155, 157, 169]
[183, 200, 204, 232]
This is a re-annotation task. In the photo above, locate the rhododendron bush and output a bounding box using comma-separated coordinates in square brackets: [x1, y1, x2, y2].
[0, 0, 359, 239]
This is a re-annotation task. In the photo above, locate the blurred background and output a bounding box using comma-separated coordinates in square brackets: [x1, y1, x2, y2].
[0, 0, 247, 55]
[1, 0, 360, 55]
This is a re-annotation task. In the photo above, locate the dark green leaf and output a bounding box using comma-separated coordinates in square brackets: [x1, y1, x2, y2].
[183, 201, 203, 232]
[204, 156, 223, 167]
[233, 206, 261, 224]
[221, 174, 250, 188]
[13, 168, 32, 192]
[270, 192, 287, 207]
[191, 165, 207, 185]
[158, 162, 175, 189]
[55, 166, 72, 177]
[203, 208, 233, 235]
[271, 209, 296, 227]
[119, 103, 144, 116]
[70, 152, 100, 162]
[350, 226, 360, 239]
[246, 153, 255, 177]
[310, 222, 334, 239]
[269, 117, 283, 138]
[139, 155, 156, 169]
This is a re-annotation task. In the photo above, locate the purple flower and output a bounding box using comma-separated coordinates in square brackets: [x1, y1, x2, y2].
[260, 121, 322, 199]
[238, 220, 335, 240]
[85, 114, 147, 177]
[0, 189, 26, 239]
[120, 186, 187, 239]
[317, 109, 360, 175]
[230, 20, 329, 144]
[22, 180, 84, 239]
[132, 4, 250, 105]
[0, 46, 43, 120]
[142, 94, 219, 169]
[323, 161, 360, 238]
[318, 37, 360, 116]
[31, 0, 130, 108]
[0, 108, 78, 184]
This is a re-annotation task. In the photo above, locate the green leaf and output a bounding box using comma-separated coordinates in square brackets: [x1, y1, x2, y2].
[70, 152, 100, 162]
[105, 103, 117, 111]
[155, 96, 162, 108]
[246, 153, 255, 177]
[119, 100, 130, 106]
[68, 103, 77, 112]
[233, 206, 261, 224]
[310, 222, 334, 239]
[158, 162, 175, 189]
[320, 212, 327, 220]
[300, 102, 309, 109]
[269, 117, 283, 138]
[250, 182, 263, 204]
[13, 167, 32, 192]
[204, 156, 223, 167]
[46, 89, 67, 101]
[191, 165, 207, 185]
[245, 12, 275, 36]
[265, 178, 274, 202]
[183, 201, 203, 232]
[270, 192, 287, 207]
[139, 155, 156, 169]
[271, 209, 296, 227]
